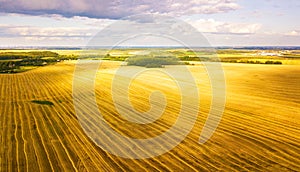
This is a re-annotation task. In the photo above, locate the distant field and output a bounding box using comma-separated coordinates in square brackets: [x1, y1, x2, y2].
[0, 50, 76, 73]
[0, 60, 299, 171]
[1, 49, 300, 74]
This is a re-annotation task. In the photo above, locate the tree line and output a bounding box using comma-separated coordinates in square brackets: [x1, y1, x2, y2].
[0, 51, 77, 73]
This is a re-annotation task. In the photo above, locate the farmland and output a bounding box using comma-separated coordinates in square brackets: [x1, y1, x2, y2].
[1, 48, 300, 73]
[0, 52, 299, 171]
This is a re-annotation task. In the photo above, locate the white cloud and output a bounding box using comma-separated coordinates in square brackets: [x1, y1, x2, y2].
[186, 19, 262, 34]
[7, 26, 95, 37]
[285, 30, 299, 36]
[0, 14, 116, 38]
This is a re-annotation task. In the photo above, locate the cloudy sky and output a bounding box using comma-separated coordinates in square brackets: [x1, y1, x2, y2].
[0, 0, 299, 47]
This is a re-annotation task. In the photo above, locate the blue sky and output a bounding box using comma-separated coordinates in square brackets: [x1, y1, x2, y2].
[0, 0, 299, 47]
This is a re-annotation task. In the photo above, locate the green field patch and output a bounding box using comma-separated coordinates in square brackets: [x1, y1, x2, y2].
[0, 59, 23, 62]
[16, 66, 38, 72]
[41, 57, 56, 60]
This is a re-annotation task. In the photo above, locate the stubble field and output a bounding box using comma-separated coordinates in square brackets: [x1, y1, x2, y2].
[0, 61, 299, 171]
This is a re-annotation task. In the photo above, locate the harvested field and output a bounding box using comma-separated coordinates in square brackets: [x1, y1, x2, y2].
[0, 61, 299, 171]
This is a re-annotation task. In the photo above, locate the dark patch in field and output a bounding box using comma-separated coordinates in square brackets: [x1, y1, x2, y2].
[31, 100, 54, 106]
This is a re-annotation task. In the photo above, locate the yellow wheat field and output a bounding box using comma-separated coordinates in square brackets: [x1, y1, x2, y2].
[0, 61, 299, 171]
